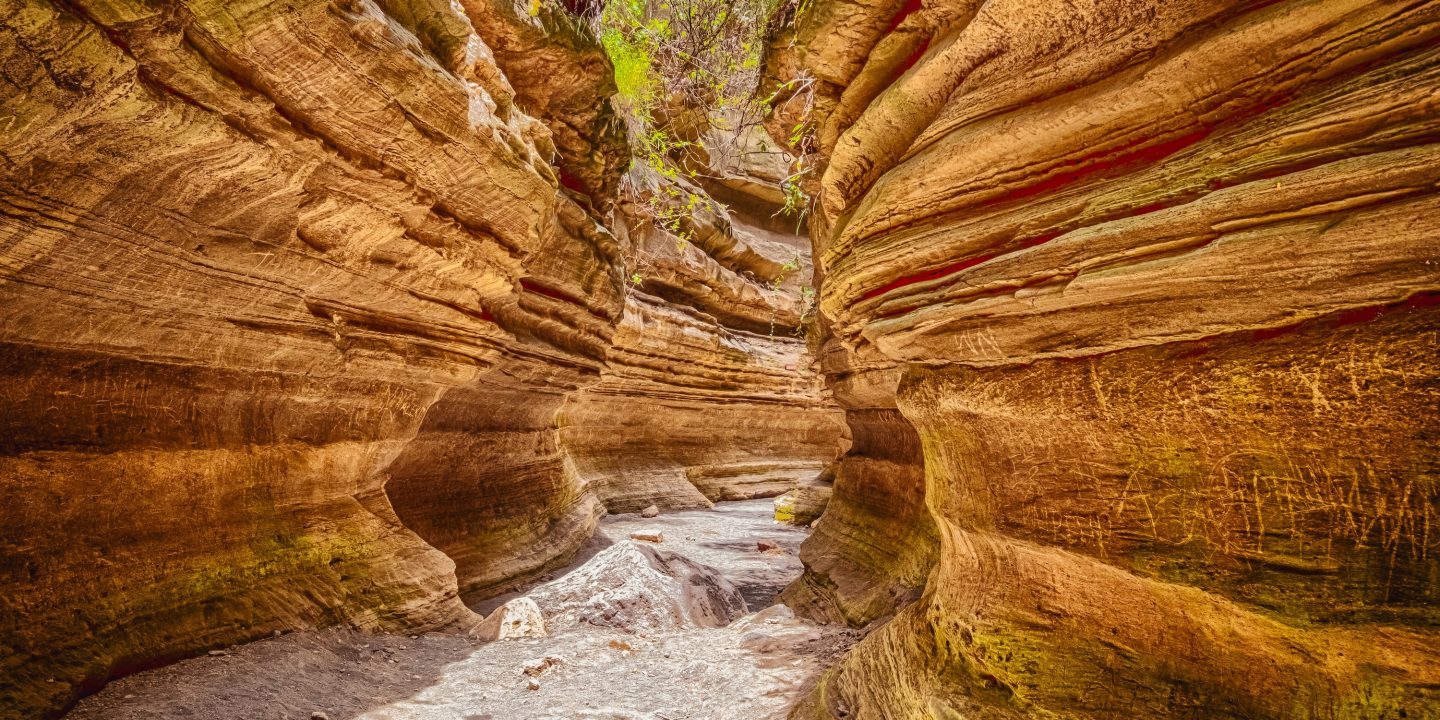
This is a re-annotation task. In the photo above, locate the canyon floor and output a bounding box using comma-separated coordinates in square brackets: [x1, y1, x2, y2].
[65, 500, 858, 720]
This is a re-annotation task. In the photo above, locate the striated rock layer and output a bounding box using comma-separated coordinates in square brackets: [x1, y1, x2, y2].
[778, 329, 935, 628]
[766, 0, 1440, 717]
[561, 166, 844, 515]
[0, 0, 839, 717]
[0, 0, 619, 715]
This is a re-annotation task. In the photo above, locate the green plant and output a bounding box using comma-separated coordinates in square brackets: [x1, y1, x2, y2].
[589, 0, 819, 311]
[593, 0, 783, 242]
[777, 164, 812, 231]
[767, 255, 802, 290]
[793, 284, 817, 337]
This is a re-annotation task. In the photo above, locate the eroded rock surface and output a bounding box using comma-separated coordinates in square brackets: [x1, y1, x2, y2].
[526, 541, 748, 633]
[778, 333, 936, 628]
[560, 162, 844, 517]
[2, 1, 600, 713]
[764, 0, 1440, 717]
[0, 1, 840, 716]
[8, 0, 1437, 716]
[560, 290, 841, 513]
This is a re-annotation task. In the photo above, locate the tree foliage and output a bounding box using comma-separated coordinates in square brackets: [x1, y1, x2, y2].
[584, 0, 817, 337]
[588, 0, 784, 244]
[596, 0, 778, 137]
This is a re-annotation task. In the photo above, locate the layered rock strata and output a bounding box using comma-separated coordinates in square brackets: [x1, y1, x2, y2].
[559, 287, 841, 513]
[0, 0, 619, 715]
[766, 0, 1440, 717]
[561, 167, 844, 514]
[0, 1, 838, 717]
[778, 332, 936, 628]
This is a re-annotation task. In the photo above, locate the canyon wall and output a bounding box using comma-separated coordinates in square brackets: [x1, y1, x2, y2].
[0, 0, 838, 716]
[766, 0, 1440, 717]
[779, 329, 936, 627]
[561, 164, 844, 516]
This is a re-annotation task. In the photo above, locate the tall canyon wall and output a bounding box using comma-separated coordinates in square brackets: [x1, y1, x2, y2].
[764, 0, 1440, 717]
[0, 1, 839, 716]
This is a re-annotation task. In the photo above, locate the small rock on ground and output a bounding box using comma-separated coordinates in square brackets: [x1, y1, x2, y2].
[521, 656, 564, 676]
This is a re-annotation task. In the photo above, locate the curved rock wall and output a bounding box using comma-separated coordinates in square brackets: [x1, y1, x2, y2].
[778, 331, 935, 628]
[0, 0, 616, 714]
[767, 0, 1440, 717]
[0, 0, 840, 716]
[561, 169, 844, 515]
[561, 292, 841, 513]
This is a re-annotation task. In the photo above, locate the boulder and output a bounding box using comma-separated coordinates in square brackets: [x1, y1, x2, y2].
[773, 484, 832, 526]
[475, 598, 548, 641]
[526, 542, 747, 634]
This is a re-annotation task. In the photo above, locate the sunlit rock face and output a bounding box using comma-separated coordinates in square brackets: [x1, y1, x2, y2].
[561, 291, 843, 513]
[0, 0, 839, 717]
[450, 0, 629, 205]
[766, 0, 1440, 717]
[0, 0, 617, 714]
[561, 160, 845, 516]
[772, 327, 934, 628]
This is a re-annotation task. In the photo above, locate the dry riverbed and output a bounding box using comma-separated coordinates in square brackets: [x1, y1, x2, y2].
[67, 500, 857, 720]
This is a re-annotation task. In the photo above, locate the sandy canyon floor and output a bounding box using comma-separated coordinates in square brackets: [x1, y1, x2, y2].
[66, 500, 858, 720]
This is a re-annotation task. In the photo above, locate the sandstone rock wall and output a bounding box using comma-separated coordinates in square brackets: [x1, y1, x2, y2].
[766, 0, 1440, 717]
[0, 0, 839, 716]
[778, 330, 935, 628]
[561, 168, 844, 515]
[560, 292, 842, 513]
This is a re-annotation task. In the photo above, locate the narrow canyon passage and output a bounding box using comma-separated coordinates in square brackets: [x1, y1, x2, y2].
[3, 0, 1439, 718]
[66, 501, 855, 720]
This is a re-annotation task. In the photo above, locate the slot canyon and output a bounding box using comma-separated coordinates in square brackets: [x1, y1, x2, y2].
[1, 0, 1437, 718]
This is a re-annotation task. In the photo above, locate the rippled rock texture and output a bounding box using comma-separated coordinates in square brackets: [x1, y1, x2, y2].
[559, 149, 844, 516]
[0, 0, 839, 716]
[779, 331, 935, 628]
[560, 291, 842, 514]
[767, 0, 1440, 717]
